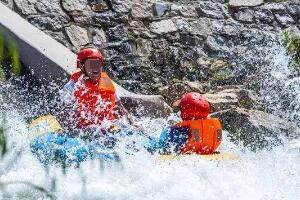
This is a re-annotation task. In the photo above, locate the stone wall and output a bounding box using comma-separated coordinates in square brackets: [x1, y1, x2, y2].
[1, 0, 299, 96]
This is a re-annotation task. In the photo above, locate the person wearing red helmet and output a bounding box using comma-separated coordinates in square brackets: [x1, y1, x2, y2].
[147, 92, 222, 155]
[59, 46, 135, 133]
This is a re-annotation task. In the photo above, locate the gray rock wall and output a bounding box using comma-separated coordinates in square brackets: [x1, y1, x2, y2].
[1, 0, 299, 97]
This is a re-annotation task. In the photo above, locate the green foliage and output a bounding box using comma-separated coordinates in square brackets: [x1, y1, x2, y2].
[0, 33, 4, 60]
[8, 42, 21, 76]
[0, 30, 21, 80]
[0, 129, 7, 157]
[0, 114, 7, 157]
[0, 64, 5, 82]
[282, 30, 300, 70]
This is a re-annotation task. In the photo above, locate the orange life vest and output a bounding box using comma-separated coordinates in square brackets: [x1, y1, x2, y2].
[71, 71, 116, 128]
[175, 118, 222, 154]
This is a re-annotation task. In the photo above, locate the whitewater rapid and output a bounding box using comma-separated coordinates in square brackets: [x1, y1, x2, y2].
[0, 111, 299, 200]
[0, 44, 300, 200]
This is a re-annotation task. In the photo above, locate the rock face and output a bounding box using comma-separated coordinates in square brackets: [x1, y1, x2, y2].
[62, 0, 87, 12]
[14, 0, 37, 15]
[149, 19, 178, 34]
[65, 25, 89, 49]
[204, 87, 262, 112]
[211, 108, 299, 150]
[121, 95, 173, 118]
[153, 3, 169, 17]
[2, 0, 298, 96]
[1, 0, 300, 149]
[131, 1, 152, 19]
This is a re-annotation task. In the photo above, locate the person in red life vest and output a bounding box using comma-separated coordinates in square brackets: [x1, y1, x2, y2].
[147, 92, 222, 155]
[59, 47, 135, 133]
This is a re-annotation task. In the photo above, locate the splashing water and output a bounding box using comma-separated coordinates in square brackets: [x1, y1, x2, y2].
[1, 44, 300, 199]
[258, 44, 300, 126]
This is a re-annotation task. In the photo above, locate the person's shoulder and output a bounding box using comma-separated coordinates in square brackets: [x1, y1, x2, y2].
[70, 70, 82, 82]
[205, 117, 221, 124]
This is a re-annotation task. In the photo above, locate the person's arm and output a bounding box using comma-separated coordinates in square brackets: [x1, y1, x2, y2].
[146, 125, 190, 154]
[145, 127, 170, 153]
[115, 100, 134, 124]
[56, 80, 76, 132]
[114, 95, 145, 133]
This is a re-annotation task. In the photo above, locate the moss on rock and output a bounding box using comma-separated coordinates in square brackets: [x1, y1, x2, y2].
[282, 29, 300, 71]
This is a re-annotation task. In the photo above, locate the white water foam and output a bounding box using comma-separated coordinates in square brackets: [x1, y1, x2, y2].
[0, 44, 300, 200]
[0, 111, 299, 200]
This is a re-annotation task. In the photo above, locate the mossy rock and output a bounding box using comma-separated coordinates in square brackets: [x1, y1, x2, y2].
[211, 68, 236, 84]
[282, 29, 300, 71]
[211, 108, 298, 151]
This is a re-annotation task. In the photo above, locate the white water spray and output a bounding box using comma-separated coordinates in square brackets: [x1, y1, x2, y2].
[0, 44, 300, 199]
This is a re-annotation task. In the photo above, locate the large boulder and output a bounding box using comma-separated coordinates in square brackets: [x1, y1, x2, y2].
[121, 95, 173, 118]
[254, 8, 274, 24]
[112, 0, 132, 14]
[153, 2, 169, 17]
[28, 15, 68, 31]
[234, 8, 255, 23]
[189, 18, 213, 37]
[211, 108, 299, 150]
[65, 25, 89, 49]
[61, 0, 87, 12]
[287, 4, 300, 17]
[261, 3, 286, 12]
[275, 13, 295, 26]
[196, 1, 227, 19]
[204, 86, 262, 112]
[149, 19, 178, 34]
[14, 0, 37, 15]
[131, 1, 153, 19]
[35, 0, 66, 15]
[31, 0, 70, 32]
[157, 81, 205, 105]
[205, 35, 231, 55]
[170, 4, 198, 18]
[229, 0, 264, 7]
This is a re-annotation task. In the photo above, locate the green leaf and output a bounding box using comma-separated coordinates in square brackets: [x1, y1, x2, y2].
[0, 125, 7, 157]
[8, 41, 21, 76]
[0, 31, 21, 77]
[0, 63, 5, 81]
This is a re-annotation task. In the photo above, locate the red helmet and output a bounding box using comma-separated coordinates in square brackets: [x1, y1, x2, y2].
[77, 48, 104, 68]
[179, 92, 210, 120]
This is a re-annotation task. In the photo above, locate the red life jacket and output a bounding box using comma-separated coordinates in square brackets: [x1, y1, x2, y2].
[175, 118, 222, 154]
[71, 71, 116, 128]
